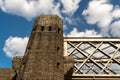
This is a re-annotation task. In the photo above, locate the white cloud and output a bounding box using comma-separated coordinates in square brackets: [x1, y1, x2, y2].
[110, 21, 120, 37]
[112, 7, 120, 19]
[0, 0, 83, 32]
[3, 36, 29, 58]
[0, 0, 2, 7]
[64, 16, 81, 25]
[66, 27, 102, 37]
[1, 0, 62, 20]
[63, 25, 67, 31]
[0, 0, 82, 20]
[61, 0, 81, 16]
[82, 0, 120, 37]
[51, 2, 62, 18]
[82, 0, 113, 28]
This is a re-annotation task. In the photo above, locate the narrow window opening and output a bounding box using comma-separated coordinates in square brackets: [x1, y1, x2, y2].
[41, 26, 44, 31]
[28, 46, 30, 50]
[58, 28, 60, 33]
[57, 47, 60, 52]
[57, 62, 60, 69]
[33, 28, 36, 31]
[33, 27, 36, 31]
[49, 26, 52, 31]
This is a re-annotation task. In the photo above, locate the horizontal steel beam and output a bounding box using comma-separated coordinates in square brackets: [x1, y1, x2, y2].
[72, 74, 120, 78]
[64, 37, 120, 42]
[71, 78, 120, 80]
[64, 37, 120, 77]
[74, 59, 120, 63]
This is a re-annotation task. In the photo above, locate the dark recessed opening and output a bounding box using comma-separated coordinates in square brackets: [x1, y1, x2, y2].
[22, 59, 25, 65]
[58, 28, 60, 33]
[57, 62, 60, 69]
[33, 27, 36, 31]
[41, 26, 44, 31]
[27, 47, 30, 49]
[57, 47, 60, 52]
[49, 26, 52, 31]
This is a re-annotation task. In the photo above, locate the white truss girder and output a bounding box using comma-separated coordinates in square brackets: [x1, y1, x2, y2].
[64, 38, 120, 78]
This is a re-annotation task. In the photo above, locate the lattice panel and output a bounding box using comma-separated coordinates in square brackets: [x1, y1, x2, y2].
[64, 38, 120, 75]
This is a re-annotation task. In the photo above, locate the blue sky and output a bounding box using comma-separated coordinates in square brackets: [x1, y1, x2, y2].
[0, 0, 120, 68]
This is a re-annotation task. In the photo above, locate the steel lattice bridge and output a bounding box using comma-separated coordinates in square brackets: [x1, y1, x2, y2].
[64, 37, 120, 80]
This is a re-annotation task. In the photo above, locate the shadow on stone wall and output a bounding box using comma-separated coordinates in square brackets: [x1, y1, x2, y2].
[64, 68, 73, 80]
[12, 73, 17, 80]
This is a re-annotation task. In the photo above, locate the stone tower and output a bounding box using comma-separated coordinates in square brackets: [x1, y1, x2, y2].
[16, 15, 64, 80]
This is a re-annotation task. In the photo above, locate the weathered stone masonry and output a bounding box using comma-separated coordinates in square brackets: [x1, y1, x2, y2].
[0, 15, 73, 80]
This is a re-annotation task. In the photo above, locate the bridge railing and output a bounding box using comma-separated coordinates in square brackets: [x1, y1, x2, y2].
[64, 37, 120, 78]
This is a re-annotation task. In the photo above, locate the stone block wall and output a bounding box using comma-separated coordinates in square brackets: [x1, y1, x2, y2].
[0, 68, 15, 80]
[16, 15, 64, 80]
[12, 56, 23, 74]
[0, 15, 74, 80]
[64, 56, 74, 80]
